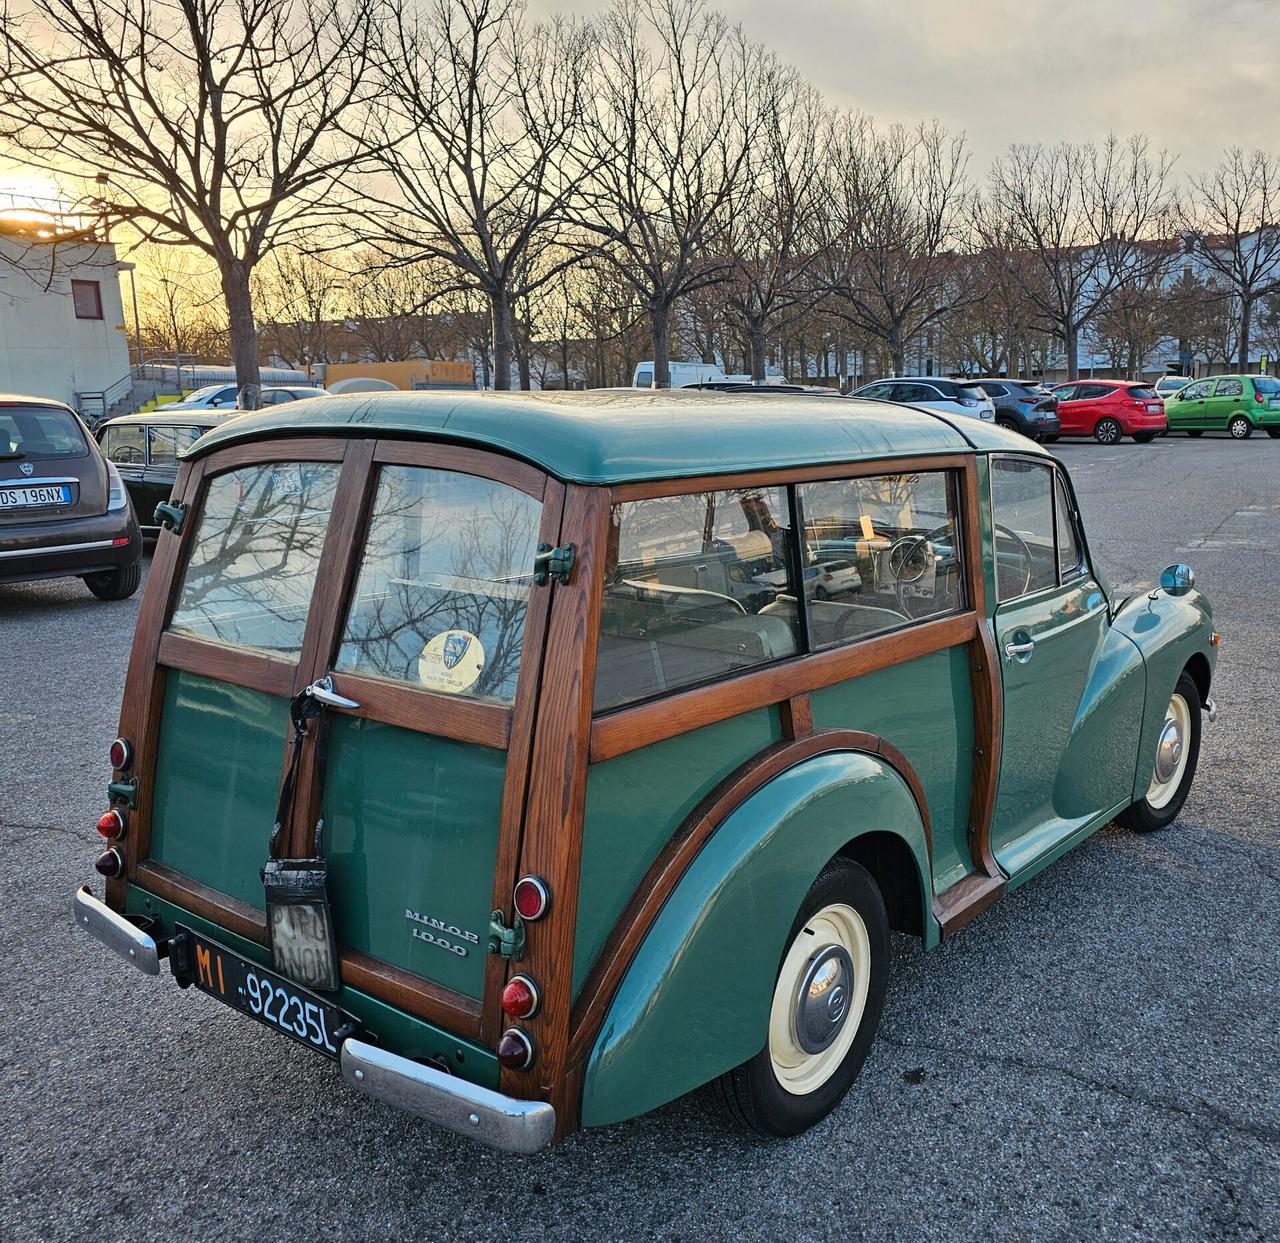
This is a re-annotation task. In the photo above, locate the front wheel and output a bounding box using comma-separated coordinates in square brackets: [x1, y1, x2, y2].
[1117, 671, 1202, 832]
[83, 561, 141, 601]
[1132, 432, 1157, 443]
[714, 858, 888, 1138]
[1229, 414, 1253, 439]
[1094, 418, 1122, 445]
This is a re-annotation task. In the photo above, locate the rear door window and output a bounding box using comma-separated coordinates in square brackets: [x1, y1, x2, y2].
[1212, 378, 1243, 397]
[983, 382, 1007, 397]
[335, 467, 542, 704]
[0, 405, 88, 459]
[168, 463, 342, 656]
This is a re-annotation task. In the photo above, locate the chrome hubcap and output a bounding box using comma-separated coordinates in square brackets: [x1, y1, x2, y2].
[1154, 717, 1183, 783]
[793, 945, 853, 1054]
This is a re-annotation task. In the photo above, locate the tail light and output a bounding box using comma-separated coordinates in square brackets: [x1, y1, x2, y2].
[109, 737, 132, 771]
[822, 573, 833, 582]
[502, 974, 542, 1020]
[513, 876, 550, 921]
[1256, 390, 1265, 404]
[496, 1027, 535, 1070]
[94, 848, 124, 878]
[97, 809, 126, 839]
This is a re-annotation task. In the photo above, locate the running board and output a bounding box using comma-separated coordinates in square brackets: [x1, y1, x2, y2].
[935, 872, 1007, 938]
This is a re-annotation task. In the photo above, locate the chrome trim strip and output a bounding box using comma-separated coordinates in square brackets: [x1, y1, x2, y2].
[72, 885, 161, 975]
[0, 538, 116, 560]
[0, 476, 79, 486]
[340, 1038, 555, 1154]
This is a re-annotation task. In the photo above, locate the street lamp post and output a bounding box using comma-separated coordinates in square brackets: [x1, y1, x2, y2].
[117, 260, 142, 369]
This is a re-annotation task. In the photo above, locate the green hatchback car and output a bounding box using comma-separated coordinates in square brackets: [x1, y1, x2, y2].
[73, 392, 1219, 1152]
[1165, 373, 1280, 438]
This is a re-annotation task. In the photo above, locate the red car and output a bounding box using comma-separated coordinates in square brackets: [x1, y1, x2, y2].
[1049, 380, 1167, 444]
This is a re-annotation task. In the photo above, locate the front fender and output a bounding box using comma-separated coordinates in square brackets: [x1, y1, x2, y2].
[1111, 587, 1218, 800]
[579, 750, 930, 1128]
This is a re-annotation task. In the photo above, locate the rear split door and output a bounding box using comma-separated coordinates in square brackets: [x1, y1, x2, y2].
[127, 437, 562, 1042]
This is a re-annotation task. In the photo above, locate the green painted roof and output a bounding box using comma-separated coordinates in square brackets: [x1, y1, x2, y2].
[186, 390, 1045, 484]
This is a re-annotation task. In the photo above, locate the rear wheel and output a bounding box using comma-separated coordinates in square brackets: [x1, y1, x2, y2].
[1117, 672, 1202, 832]
[1187, 429, 1204, 438]
[1132, 432, 1157, 443]
[1094, 418, 1122, 445]
[1229, 415, 1253, 439]
[714, 858, 888, 1138]
[996, 416, 1020, 434]
[84, 561, 141, 601]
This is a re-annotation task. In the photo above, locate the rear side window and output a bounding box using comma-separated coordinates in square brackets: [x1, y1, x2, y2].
[595, 487, 800, 710]
[635, 369, 653, 388]
[0, 406, 88, 459]
[103, 424, 146, 464]
[982, 381, 1007, 396]
[335, 467, 542, 704]
[169, 463, 341, 657]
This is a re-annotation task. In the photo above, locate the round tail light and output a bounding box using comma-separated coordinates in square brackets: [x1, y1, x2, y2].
[94, 848, 124, 878]
[513, 875, 550, 921]
[501, 974, 541, 1020]
[96, 809, 126, 840]
[109, 737, 132, 771]
[496, 1027, 535, 1071]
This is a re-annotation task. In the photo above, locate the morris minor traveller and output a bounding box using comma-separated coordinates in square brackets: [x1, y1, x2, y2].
[73, 391, 1219, 1152]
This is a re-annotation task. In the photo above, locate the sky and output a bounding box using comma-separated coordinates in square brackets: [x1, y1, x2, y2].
[541, 0, 1276, 177]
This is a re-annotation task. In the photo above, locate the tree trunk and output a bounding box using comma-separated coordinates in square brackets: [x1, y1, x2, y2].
[1238, 297, 1253, 372]
[1065, 322, 1080, 381]
[220, 258, 261, 409]
[889, 327, 906, 376]
[491, 290, 514, 390]
[750, 323, 766, 382]
[650, 303, 672, 387]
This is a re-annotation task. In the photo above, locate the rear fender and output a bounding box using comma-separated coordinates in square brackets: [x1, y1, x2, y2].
[579, 750, 930, 1128]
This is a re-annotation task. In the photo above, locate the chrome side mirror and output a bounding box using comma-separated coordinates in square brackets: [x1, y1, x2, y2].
[1160, 564, 1195, 597]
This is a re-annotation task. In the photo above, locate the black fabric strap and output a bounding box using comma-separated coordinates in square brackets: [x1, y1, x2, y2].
[268, 688, 326, 860]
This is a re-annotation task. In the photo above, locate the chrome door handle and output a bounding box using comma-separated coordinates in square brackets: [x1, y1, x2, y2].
[305, 674, 360, 710]
[1004, 639, 1035, 662]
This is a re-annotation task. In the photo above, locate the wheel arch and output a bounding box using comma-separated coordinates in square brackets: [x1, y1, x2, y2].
[576, 747, 933, 1129]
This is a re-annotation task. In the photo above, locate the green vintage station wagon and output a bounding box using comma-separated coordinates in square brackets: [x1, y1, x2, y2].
[74, 391, 1220, 1151]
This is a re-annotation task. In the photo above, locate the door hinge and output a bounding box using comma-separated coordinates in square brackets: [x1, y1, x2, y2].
[533, 542, 575, 586]
[488, 909, 527, 961]
[108, 777, 139, 809]
[153, 500, 188, 534]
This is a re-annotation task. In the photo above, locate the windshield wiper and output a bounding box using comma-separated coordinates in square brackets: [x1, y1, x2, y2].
[0, 451, 25, 460]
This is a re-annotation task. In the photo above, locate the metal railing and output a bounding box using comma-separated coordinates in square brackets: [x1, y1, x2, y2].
[76, 372, 134, 424]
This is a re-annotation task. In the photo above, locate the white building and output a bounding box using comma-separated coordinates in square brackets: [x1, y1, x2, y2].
[0, 224, 133, 416]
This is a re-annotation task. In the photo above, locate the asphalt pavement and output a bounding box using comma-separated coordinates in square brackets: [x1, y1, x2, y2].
[2, 432, 1277, 1242]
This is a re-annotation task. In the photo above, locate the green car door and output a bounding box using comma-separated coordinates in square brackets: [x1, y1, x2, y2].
[1167, 378, 1213, 431]
[1204, 376, 1246, 429]
[985, 458, 1143, 877]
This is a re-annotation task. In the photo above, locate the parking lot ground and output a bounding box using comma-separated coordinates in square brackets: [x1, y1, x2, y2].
[2, 434, 1278, 1242]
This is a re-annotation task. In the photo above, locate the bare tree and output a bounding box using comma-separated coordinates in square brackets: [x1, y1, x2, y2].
[982, 134, 1176, 380]
[1186, 148, 1280, 372]
[253, 248, 346, 367]
[361, 0, 594, 389]
[818, 115, 970, 375]
[0, 0, 379, 407]
[134, 247, 227, 359]
[583, 0, 759, 387]
[345, 251, 433, 361]
[723, 72, 825, 380]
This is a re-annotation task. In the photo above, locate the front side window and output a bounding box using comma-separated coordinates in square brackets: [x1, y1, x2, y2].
[103, 424, 146, 465]
[1181, 379, 1213, 400]
[799, 472, 964, 644]
[595, 487, 799, 710]
[169, 462, 341, 657]
[335, 467, 542, 704]
[991, 459, 1058, 602]
[1055, 475, 1083, 578]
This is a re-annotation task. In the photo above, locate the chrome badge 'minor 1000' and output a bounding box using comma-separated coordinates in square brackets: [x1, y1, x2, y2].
[404, 908, 481, 957]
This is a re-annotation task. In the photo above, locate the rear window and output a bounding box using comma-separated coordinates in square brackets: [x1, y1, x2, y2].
[1253, 377, 1280, 394]
[0, 405, 88, 460]
[169, 463, 342, 657]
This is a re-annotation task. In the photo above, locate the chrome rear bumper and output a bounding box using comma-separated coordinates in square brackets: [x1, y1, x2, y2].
[341, 1038, 555, 1154]
[72, 885, 161, 975]
[1205, 696, 1218, 723]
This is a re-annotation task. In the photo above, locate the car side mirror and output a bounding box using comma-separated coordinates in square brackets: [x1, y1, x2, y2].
[1160, 564, 1195, 597]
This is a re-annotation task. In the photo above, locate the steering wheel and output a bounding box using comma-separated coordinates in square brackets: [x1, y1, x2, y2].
[991, 522, 1034, 600]
[113, 446, 144, 464]
[888, 522, 1034, 615]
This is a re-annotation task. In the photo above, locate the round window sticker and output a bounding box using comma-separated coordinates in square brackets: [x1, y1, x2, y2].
[418, 629, 485, 695]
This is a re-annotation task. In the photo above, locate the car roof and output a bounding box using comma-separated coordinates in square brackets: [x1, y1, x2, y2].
[186, 390, 1046, 484]
[99, 410, 235, 431]
[0, 393, 77, 413]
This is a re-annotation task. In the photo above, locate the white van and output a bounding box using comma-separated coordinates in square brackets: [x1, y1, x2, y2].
[632, 361, 726, 388]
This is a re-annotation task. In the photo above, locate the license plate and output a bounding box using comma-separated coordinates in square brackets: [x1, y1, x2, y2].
[0, 484, 71, 508]
[176, 926, 354, 1059]
[1147, 404, 1161, 413]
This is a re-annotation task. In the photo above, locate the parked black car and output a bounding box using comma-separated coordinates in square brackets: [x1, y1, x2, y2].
[973, 378, 1061, 440]
[0, 395, 142, 599]
[97, 410, 233, 536]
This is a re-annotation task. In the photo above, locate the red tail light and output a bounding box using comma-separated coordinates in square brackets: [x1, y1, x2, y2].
[1256, 390, 1265, 404]
[513, 876, 550, 921]
[496, 1027, 535, 1070]
[502, 974, 541, 1019]
[97, 809, 126, 839]
[109, 737, 132, 771]
[111, 537, 131, 547]
[94, 848, 124, 878]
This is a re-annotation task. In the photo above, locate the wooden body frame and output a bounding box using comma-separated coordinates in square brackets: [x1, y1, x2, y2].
[111, 438, 1008, 1143]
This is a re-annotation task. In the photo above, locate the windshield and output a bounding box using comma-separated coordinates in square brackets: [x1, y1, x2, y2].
[0, 404, 89, 460]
